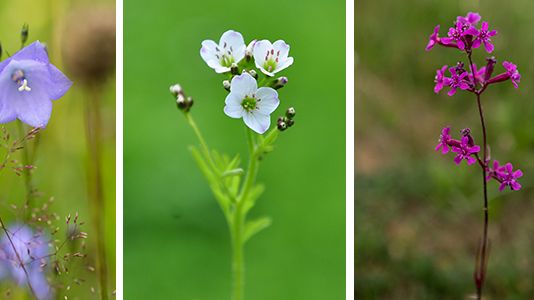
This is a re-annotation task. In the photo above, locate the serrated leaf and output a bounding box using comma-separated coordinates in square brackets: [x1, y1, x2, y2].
[243, 217, 272, 243]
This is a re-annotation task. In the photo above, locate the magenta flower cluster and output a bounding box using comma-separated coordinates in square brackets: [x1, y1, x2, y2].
[427, 12, 520, 96]
[427, 12, 523, 192]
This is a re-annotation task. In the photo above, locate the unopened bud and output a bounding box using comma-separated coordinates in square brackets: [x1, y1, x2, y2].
[169, 84, 182, 97]
[286, 118, 295, 127]
[271, 77, 288, 90]
[230, 63, 239, 75]
[21, 23, 29, 47]
[484, 57, 496, 81]
[277, 121, 287, 131]
[223, 80, 231, 91]
[248, 69, 258, 79]
[285, 107, 296, 119]
[245, 40, 256, 62]
[176, 94, 187, 110]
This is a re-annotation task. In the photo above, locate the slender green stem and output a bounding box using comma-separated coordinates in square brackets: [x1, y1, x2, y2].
[17, 121, 34, 218]
[185, 113, 219, 175]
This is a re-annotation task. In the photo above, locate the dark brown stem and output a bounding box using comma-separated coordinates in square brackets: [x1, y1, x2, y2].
[0, 215, 38, 299]
[467, 52, 490, 300]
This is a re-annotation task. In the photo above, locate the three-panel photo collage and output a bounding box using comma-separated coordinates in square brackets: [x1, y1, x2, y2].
[1, 0, 532, 299]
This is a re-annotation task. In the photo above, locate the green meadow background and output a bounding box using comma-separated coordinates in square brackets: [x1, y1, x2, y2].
[0, 0, 116, 299]
[124, 0, 346, 299]
[357, 0, 534, 298]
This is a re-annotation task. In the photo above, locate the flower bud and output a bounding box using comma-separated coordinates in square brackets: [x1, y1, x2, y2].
[286, 118, 295, 127]
[223, 80, 231, 91]
[277, 121, 287, 131]
[248, 69, 258, 79]
[245, 40, 256, 62]
[230, 63, 239, 75]
[271, 77, 288, 90]
[484, 57, 496, 81]
[176, 94, 187, 110]
[169, 84, 182, 97]
[21, 23, 29, 47]
[285, 107, 296, 119]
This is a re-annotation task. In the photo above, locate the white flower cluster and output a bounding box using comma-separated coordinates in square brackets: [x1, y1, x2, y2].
[200, 30, 294, 134]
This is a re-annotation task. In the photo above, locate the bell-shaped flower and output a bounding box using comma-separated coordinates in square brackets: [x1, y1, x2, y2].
[0, 41, 72, 128]
[253, 40, 293, 76]
[223, 73, 280, 134]
[200, 30, 246, 73]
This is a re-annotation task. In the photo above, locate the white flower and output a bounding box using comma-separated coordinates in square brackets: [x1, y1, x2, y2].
[224, 73, 280, 134]
[253, 40, 294, 76]
[200, 30, 246, 73]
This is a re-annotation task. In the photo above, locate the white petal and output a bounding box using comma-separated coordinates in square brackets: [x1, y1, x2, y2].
[273, 40, 290, 61]
[200, 40, 219, 61]
[230, 73, 257, 97]
[243, 111, 270, 134]
[224, 93, 244, 118]
[256, 87, 279, 115]
[220, 30, 246, 63]
[253, 40, 273, 69]
[274, 57, 294, 73]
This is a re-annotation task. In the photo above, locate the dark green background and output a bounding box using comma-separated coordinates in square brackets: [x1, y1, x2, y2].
[124, 0, 346, 299]
[357, 0, 534, 298]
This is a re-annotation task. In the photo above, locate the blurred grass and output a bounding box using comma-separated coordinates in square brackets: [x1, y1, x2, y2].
[356, 0, 534, 299]
[124, 0, 346, 299]
[0, 0, 116, 298]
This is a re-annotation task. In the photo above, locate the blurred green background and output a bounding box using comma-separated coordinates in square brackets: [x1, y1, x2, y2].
[356, 0, 534, 299]
[124, 0, 345, 299]
[0, 0, 116, 299]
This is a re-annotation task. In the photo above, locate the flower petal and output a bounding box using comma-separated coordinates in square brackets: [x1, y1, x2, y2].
[219, 30, 246, 63]
[273, 40, 290, 61]
[230, 73, 257, 97]
[256, 87, 280, 115]
[47, 64, 72, 100]
[11, 41, 50, 64]
[243, 111, 270, 134]
[274, 57, 294, 73]
[253, 40, 273, 69]
[224, 93, 244, 118]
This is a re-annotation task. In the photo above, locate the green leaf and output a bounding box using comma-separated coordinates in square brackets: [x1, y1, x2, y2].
[243, 184, 265, 215]
[243, 217, 272, 243]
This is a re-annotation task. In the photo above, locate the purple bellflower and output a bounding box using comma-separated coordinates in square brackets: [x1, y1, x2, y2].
[0, 224, 52, 300]
[0, 41, 72, 128]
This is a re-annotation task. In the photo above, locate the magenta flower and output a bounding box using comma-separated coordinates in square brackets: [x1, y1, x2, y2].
[441, 21, 478, 50]
[487, 161, 523, 191]
[0, 41, 72, 128]
[426, 25, 441, 51]
[444, 67, 470, 96]
[435, 127, 452, 154]
[468, 63, 486, 85]
[457, 12, 481, 25]
[434, 65, 449, 93]
[451, 136, 480, 165]
[503, 61, 521, 88]
[472, 22, 497, 53]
